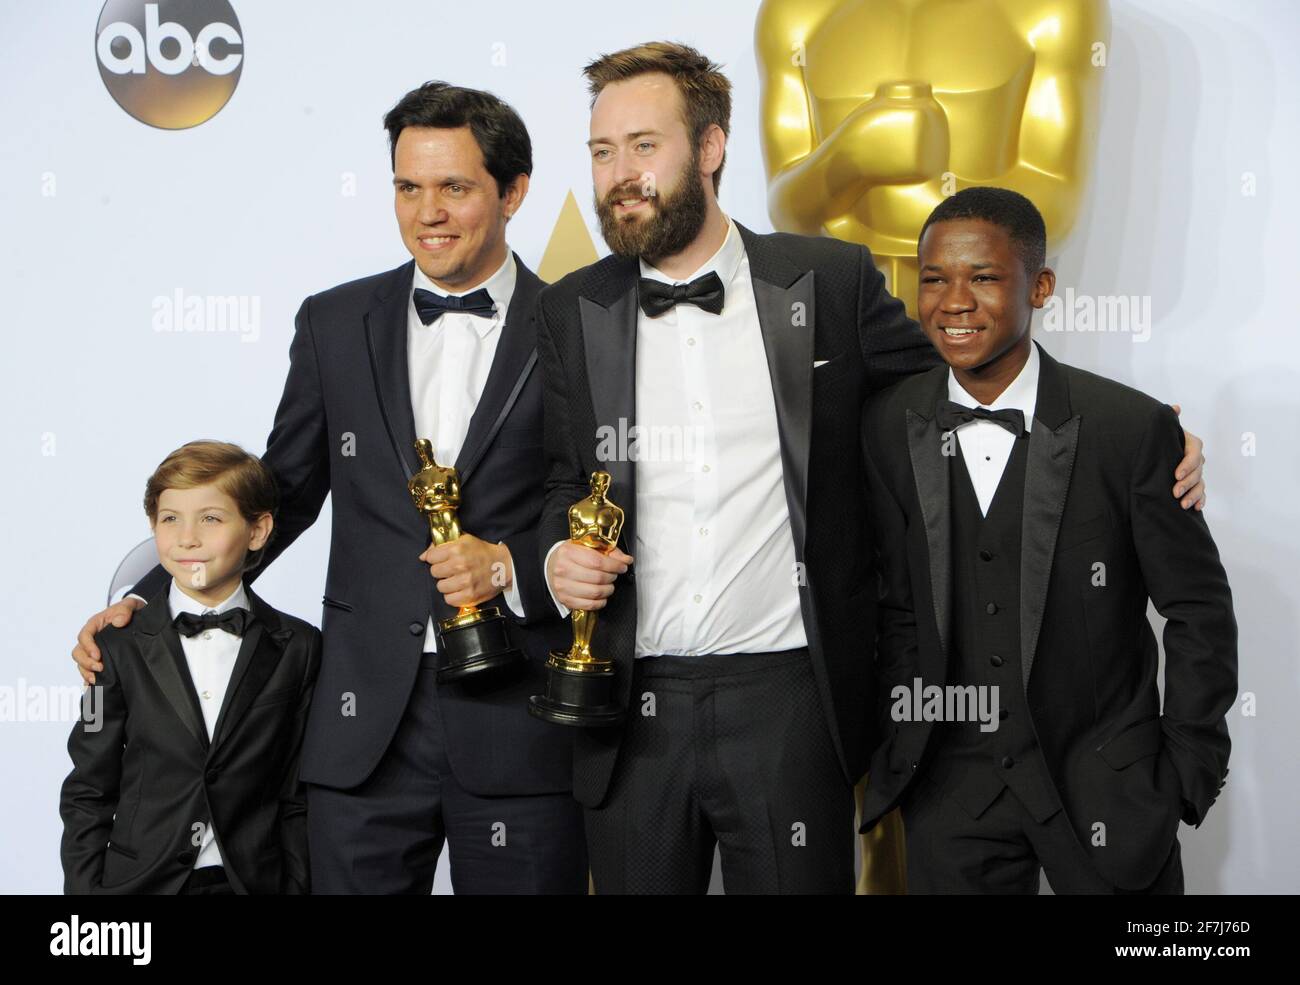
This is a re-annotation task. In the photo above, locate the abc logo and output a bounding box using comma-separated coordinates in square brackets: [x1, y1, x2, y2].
[95, 1, 244, 130]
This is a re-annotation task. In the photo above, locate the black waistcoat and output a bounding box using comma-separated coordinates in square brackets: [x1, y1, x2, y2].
[926, 432, 1061, 823]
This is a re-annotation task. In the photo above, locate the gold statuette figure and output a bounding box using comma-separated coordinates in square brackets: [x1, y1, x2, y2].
[529, 471, 626, 726]
[408, 438, 522, 682]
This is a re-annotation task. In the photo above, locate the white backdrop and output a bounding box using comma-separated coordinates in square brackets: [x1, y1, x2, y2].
[2, 0, 1296, 894]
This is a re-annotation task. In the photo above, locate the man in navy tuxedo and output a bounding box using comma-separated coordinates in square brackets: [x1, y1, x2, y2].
[71, 82, 585, 894]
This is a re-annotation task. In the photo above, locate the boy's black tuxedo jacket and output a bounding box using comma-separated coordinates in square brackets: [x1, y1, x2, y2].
[60, 583, 321, 894]
[859, 342, 1237, 890]
[132, 256, 574, 796]
[536, 222, 940, 807]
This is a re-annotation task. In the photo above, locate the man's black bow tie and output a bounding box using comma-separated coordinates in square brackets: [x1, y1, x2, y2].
[413, 287, 496, 325]
[936, 400, 1027, 437]
[637, 271, 726, 318]
[173, 608, 251, 639]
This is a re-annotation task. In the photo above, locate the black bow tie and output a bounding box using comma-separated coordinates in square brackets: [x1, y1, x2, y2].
[173, 608, 251, 639]
[935, 400, 1027, 437]
[637, 271, 726, 318]
[413, 287, 496, 325]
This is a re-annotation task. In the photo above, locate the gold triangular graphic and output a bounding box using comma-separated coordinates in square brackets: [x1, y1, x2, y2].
[537, 190, 599, 284]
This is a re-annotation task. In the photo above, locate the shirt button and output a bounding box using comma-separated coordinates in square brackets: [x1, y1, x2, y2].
[701, 464, 711, 472]
[202, 632, 212, 640]
[1001, 756, 1015, 769]
[989, 655, 1004, 668]
[693, 594, 702, 604]
[409, 622, 425, 636]
[686, 337, 697, 346]
[698, 527, 708, 536]
[202, 690, 212, 700]
[979, 549, 994, 562]
[985, 602, 998, 615]
[693, 401, 704, 412]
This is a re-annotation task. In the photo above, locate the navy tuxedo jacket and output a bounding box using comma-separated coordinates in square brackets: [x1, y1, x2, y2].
[132, 256, 574, 796]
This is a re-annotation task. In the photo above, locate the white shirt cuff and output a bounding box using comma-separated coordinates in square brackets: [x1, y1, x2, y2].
[543, 540, 571, 619]
[127, 593, 148, 605]
[499, 544, 526, 619]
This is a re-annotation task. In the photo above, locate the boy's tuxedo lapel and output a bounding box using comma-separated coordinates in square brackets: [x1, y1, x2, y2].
[209, 590, 293, 757]
[365, 261, 421, 481]
[578, 254, 640, 553]
[136, 590, 209, 753]
[737, 223, 816, 562]
[905, 368, 956, 664]
[135, 585, 294, 757]
[1019, 344, 1080, 687]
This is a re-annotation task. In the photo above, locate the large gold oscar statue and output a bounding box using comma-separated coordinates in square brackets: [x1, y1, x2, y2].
[757, 0, 1109, 314]
[756, 0, 1110, 893]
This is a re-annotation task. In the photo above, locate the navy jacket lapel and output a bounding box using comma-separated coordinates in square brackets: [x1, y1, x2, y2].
[364, 261, 420, 480]
[455, 255, 543, 483]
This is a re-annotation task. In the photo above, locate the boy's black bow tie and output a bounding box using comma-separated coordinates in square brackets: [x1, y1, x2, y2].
[173, 609, 250, 638]
[936, 400, 1026, 437]
[637, 271, 726, 318]
[413, 287, 496, 324]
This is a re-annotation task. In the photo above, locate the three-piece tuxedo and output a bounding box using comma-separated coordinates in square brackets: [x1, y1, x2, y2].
[859, 342, 1237, 893]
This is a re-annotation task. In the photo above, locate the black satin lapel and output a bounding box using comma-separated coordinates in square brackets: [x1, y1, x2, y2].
[906, 408, 953, 660]
[209, 623, 290, 757]
[752, 273, 815, 559]
[1020, 415, 1081, 688]
[580, 290, 638, 553]
[455, 270, 540, 483]
[141, 628, 208, 753]
[364, 266, 420, 481]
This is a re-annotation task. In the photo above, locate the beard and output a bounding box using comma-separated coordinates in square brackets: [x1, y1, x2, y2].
[595, 148, 709, 262]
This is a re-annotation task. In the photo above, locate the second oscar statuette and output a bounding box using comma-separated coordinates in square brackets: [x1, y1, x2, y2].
[529, 471, 626, 726]
[408, 438, 523, 682]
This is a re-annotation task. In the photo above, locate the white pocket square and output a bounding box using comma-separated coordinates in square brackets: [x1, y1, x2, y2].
[814, 359, 830, 368]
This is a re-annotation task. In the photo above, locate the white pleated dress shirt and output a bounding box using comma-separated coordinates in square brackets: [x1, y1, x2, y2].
[945, 342, 1040, 516]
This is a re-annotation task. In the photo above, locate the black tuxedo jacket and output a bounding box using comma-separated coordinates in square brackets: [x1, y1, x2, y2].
[132, 256, 573, 796]
[859, 342, 1237, 890]
[536, 222, 940, 807]
[60, 583, 320, 894]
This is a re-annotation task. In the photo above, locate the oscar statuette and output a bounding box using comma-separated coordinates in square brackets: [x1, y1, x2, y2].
[528, 471, 626, 726]
[408, 438, 523, 682]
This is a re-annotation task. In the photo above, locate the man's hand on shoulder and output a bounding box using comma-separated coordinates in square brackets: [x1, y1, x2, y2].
[73, 597, 145, 686]
[1171, 405, 1207, 511]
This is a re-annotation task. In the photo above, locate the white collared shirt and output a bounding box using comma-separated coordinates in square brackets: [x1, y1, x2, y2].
[168, 578, 250, 870]
[407, 250, 525, 648]
[548, 216, 807, 658]
[945, 342, 1040, 516]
